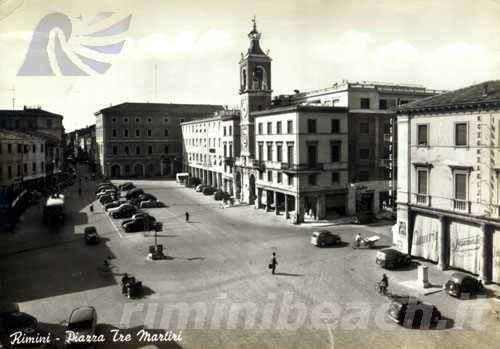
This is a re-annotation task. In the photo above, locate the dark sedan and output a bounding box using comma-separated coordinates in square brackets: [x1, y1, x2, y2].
[376, 249, 412, 269]
[110, 205, 136, 219]
[84, 226, 100, 245]
[119, 182, 135, 191]
[387, 295, 442, 328]
[125, 188, 144, 200]
[123, 216, 158, 233]
[444, 272, 483, 298]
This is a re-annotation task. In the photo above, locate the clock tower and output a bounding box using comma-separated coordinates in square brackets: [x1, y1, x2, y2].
[239, 17, 272, 157]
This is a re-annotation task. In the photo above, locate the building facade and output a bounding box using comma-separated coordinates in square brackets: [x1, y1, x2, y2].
[0, 106, 64, 185]
[395, 80, 500, 284]
[274, 81, 445, 216]
[0, 130, 47, 230]
[181, 110, 240, 194]
[95, 103, 223, 178]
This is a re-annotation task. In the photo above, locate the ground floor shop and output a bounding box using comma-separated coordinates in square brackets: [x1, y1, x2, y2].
[394, 204, 500, 284]
[104, 156, 181, 178]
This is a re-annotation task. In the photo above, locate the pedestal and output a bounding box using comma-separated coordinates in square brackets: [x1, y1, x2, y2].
[417, 265, 430, 288]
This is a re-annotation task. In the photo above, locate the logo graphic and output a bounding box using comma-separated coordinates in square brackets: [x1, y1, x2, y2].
[18, 12, 132, 76]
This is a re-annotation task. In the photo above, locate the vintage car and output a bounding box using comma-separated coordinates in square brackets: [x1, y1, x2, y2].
[387, 295, 442, 328]
[444, 272, 483, 298]
[376, 248, 412, 269]
[310, 230, 342, 247]
[84, 226, 100, 245]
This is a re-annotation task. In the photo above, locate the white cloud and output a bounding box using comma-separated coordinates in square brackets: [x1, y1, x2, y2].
[125, 30, 232, 59]
[318, 32, 500, 88]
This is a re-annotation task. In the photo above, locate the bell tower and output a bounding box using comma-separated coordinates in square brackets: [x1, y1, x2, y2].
[239, 17, 272, 157]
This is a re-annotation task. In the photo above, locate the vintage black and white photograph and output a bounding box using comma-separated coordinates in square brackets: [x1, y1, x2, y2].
[0, 0, 500, 348]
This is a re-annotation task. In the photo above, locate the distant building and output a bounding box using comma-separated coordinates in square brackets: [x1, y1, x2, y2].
[181, 109, 240, 194]
[66, 125, 96, 163]
[395, 80, 500, 284]
[95, 102, 224, 178]
[0, 130, 47, 230]
[0, 106, 64, 186]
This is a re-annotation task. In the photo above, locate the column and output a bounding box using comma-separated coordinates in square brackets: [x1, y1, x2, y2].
[347, 186, 357, 216]
[218, 173, 222, 189]
[255, 188, 261, 209]
[170, 161, 174, 176]
[317, 195, 326, 220]
[481, 223, 493, 284]
[266, 191, 271, 212]
[284, 194, 289, 219]
[372, 190, 380, 216]
[274, 191, 279, 215]
[438, 216, 448, 271]
[295, 195, 305, 224]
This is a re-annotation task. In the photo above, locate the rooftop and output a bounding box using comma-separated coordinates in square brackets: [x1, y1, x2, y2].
[0, 107, 63, 119]
[95, 102, 224, 115]
[398, 80, 500, 113]
[253, 104, 348, 117]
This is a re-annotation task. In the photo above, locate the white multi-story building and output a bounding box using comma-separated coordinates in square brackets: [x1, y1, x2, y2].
[181, 110, 240, 194]
[395, 80, 500, 284]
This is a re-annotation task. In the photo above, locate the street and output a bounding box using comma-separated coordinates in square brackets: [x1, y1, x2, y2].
[1, 166, 499, 349]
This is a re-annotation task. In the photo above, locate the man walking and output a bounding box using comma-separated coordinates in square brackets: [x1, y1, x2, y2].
[185, 211, 190, 222]
[270, 252, 278, 275]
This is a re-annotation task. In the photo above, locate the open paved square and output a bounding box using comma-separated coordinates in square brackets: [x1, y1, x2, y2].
[1, 171, 499, 349]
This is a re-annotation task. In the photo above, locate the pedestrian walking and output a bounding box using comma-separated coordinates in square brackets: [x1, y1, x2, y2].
[269, 252, 278, 275]
[89, 204, 94, 213]
[185, 211, 190, 222]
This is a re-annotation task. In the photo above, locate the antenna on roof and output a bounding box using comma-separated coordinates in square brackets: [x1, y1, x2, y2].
[11, 85, 15, 110]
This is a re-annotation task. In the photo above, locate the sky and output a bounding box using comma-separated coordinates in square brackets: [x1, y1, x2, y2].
[0, 0, 499, 132]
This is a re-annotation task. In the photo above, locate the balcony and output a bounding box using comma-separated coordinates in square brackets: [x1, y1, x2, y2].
[251, 159, 266, 171]
[224, 157, 234, 166]
[265, 161, 285, 170]
[453, 199, 471, 213]
[415, 193, 431, 206]
[282, 163, 323, 172]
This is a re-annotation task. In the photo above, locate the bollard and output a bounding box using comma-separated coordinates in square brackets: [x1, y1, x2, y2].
[417, 265, 430, 288]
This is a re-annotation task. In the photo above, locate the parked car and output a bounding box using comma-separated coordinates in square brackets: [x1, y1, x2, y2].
[104, 200, 127, 211]
[119, 182, 135, 191]
[96, 188, 117, 199]
[130, 193, 157, 206]
[99, 194, 116, 205]
[123, 215, 158, 233]
[386, 295, 442, 328]
[95, 184, 115, 194]
[64, 306, 97, 349]
[125, 188, 144, 200]
[214, 190, 231, 201]
[139, 200, 164, 208]
[351, 213, 376, 224]
[376, 248, 412, 269]
[195, 184, 206, 192]
[0, 311, 56, 349]
[121, 213, 154, 227]
[109, 204, 136, 219]
[444, 272, 483, 298]
[310, 230, 342, 247]
[202, 187, 215, 195]
[84, 226, 100, 245]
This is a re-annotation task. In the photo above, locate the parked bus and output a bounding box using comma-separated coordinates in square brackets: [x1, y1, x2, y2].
[43, 194, 65, 225]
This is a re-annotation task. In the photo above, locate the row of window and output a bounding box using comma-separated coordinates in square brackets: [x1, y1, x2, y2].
[111, 129, 171, 138]
[417, 169, 468, 201]
[0, 119, 55, 129]
[417, 122, 468, 147]
[256, 119, 342, 135]
[359, 98, 410, 110]
[111, 117, 184, 124]
[184, 120, 227, 134]
[257, 170, 341, 186]
[0, 162, 45, 180]
[185, 137, 222, 148]
[0, 143, 44, 154]
[112, 145, 169, 155]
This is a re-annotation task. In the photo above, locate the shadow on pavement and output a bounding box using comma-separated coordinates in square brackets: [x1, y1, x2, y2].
[274, 272, 304, 277]
[390, 261, 421, 272]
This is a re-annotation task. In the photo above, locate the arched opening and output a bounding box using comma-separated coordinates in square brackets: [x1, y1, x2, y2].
[241, 68, 247, 90]
[110, 164, 121, 178]
[249, 174, 256, 204]
[253, 65, 267, 90]
[146, 164, 154, 177]
[134, 163, 144, 178]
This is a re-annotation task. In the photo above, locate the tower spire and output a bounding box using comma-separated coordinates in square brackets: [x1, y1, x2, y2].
[252, 15, 257, 32]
